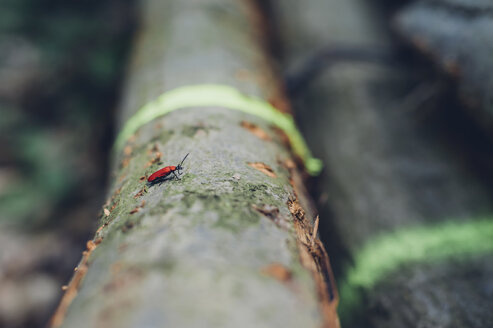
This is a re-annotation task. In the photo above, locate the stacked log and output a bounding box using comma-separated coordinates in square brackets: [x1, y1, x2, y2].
[272, 0, 493, 327]
[396, 0, 493, 136]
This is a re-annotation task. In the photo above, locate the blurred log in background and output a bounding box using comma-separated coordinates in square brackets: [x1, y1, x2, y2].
[271, 0, 493, 327]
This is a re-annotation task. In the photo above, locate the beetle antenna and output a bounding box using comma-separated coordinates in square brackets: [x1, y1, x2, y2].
[178, 153, 190, 168]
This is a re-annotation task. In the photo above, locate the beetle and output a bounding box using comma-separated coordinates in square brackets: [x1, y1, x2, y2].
[147, 153, 189, 185]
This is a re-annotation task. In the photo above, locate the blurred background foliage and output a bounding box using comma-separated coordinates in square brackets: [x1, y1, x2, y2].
[0, 0, 136, 326]
[0, 0, 136, 227]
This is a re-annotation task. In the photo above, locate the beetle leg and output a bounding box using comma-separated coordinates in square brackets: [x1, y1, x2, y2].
[173, 171, 181, 180]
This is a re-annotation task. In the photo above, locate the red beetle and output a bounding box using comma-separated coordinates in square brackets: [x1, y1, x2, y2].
[147, 153, 189, 185]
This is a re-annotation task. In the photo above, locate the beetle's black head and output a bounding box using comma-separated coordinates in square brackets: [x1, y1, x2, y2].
[176, 153, 190, 175]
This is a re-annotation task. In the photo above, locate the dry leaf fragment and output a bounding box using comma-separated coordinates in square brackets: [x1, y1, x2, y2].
[247, 162, 277, 178]
[240, 121, 271, 141]
[261, 263, 292, 282]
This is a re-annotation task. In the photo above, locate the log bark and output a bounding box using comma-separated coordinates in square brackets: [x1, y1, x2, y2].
[271, 0, 493, 327]
[395, 0, 493, 138]
[49, 0, 338, 327]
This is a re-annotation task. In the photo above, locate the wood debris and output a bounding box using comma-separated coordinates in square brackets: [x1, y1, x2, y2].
[247, 162, 277, 178]
[49, 237, 103, 327]
[240, 121, 271, 141]
[261, 263, 292, 283]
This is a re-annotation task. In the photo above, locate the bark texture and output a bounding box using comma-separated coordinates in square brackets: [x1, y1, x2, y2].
[272, 0, 493, 327]
[49, 0, 339, 327]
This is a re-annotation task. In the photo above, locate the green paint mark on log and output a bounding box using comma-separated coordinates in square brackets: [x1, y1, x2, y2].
[339, 218, 493, 319]
[114, 84, 323, 175]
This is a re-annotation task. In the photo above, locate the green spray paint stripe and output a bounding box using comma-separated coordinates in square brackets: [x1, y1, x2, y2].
[338, 218, 493, 319]
[114, 84, 322, 175]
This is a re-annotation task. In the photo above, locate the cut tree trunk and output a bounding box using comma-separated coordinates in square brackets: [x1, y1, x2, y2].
[49, 0, 338, 328]
[272, 0, 493, 327]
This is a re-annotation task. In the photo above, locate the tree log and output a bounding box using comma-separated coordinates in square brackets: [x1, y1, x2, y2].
[272, 0, 493, 327]
[49, 0, 338, 327]
[395, 0, 493, 138]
